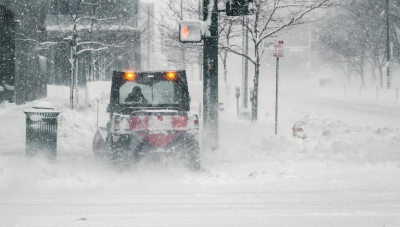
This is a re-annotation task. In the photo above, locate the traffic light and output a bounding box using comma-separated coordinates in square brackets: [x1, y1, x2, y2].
[179, 20, 203, 43]
[226, 0, 254, 16]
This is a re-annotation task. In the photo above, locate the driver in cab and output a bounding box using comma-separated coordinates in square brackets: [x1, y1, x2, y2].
[125, 86, 148, 104]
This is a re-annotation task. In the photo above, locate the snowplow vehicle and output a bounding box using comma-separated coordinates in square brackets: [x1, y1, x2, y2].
[93, 70, 201, 169]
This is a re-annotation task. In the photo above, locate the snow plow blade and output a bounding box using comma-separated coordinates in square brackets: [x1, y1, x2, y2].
[93, 127, 108, 156]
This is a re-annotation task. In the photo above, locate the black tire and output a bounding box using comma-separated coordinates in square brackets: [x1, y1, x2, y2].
[110, 136, 142, 168]
[109, 136, 137, 168]
[183, 134, 201, 170]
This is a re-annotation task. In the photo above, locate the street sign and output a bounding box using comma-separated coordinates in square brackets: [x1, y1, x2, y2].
[273, 40, 284, 58]
[179, 20, 203, 43]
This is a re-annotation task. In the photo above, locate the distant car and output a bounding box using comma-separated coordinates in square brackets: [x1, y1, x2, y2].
[93, 70, 201, 169]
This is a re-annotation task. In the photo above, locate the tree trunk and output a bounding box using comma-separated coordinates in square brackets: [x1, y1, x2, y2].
[75, 52, 79, 107]
[253, 62, 260, 121]
[70, 45, 75, 109]
[371, 63, 376, 85]
[90, 53, 94, 82]
[360, 65, 365, 88]
[223, 51, 228, 89]
[347, 62, 351, 81]
[379, 66, 383, 88]
[70, 20, 78, 109]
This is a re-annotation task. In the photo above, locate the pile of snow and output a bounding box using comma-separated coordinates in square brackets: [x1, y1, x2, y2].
[0, 78, 399, 183]
[4, 84, 14, 91]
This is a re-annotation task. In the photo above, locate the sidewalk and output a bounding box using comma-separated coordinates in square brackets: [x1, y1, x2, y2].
[0, 102, 26, 154]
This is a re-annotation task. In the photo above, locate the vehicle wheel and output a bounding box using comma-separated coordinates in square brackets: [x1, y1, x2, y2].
[110, 136, 143, 168]
[109, 137, 134, 168]
[183, 134, 201, 170]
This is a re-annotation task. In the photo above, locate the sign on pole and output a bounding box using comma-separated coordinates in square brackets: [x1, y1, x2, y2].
[273, 40, 284, 58]
[179, 20, 204, 43]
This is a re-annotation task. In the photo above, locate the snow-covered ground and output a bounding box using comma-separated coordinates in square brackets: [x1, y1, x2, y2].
[0, 78, 399, 227]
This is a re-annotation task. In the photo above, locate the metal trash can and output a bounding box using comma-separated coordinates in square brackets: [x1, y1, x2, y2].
[24, 106, 61, 160]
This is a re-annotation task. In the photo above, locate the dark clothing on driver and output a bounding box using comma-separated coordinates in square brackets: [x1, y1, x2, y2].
[125, 86, 148, 104]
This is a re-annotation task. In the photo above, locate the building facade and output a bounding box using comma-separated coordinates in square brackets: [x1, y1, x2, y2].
[46, 0, 141, 85]
[0, 0, 48, 104]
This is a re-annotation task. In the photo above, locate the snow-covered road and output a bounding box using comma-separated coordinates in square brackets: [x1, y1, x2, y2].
[2, 177, 399, 227]
[1, 82, 400, 227]
[1, 152, 399, 227]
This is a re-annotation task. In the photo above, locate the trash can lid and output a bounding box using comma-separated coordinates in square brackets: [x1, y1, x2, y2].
[23, 102, 61, 117]
[32, 101, 54, 110]
[23, 109, 61, 118]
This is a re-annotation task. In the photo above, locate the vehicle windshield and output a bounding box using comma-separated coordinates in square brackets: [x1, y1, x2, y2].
[119, 81, 182, 106]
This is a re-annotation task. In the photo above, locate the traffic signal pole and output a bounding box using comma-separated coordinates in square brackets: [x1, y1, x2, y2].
[202, 0, 219, 151]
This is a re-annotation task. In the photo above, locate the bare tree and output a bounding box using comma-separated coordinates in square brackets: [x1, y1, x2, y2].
[317, 0, 391, 88]
[218, 13, 241, 96]
[222, 0, 333, 121]
[18, 0, 141, 109]
[58, 0, 140, 109]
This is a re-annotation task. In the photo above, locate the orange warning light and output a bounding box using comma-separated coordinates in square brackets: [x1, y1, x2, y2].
[181, 26, 191, 39]
[125, 72, 136, 81]
[166, 72, 177, 81]
[179, 20, 203, 43]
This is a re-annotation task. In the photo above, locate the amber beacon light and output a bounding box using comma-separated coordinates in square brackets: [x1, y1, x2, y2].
[125, 72, 136, 81]
[166, 72, 177, 81]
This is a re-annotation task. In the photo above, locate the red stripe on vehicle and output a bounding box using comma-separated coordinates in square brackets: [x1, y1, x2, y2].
[146, 134, 175, 148]
[172, 116, 188, 129]
[131, 116, 150, 131]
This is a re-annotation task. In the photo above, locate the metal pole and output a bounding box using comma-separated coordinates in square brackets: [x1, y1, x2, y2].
[181, 0, 186, 70]
[198, 0, 203, 81]
[244, 16, 249, 109]
[237, 97, 239, 116]
[386, 0, 391, 89]
[97, 99, 99, 128]
[275, 57, 279, 136]
[202, 0, 219, 151]
[308, 23, 312, 77]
